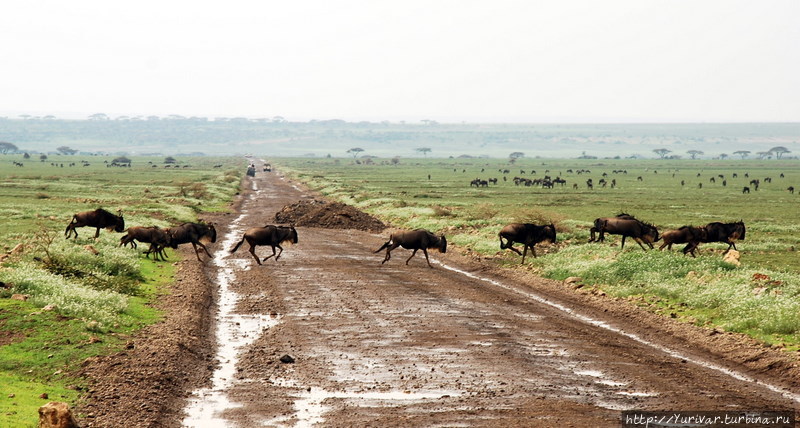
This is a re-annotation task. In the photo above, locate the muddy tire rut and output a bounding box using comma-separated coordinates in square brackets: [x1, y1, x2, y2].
[77, 167, 799, 427]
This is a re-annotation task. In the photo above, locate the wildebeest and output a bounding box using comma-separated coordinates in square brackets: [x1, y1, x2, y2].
[498, 223, 557, 264]
[374, 229, 447, 268]
[589, 214, 659, 251]
[65, 208, 125, 239]
[684, 221, 746, 255]
[166, 222, 217, 261]
[230, 225, 298, 265]
[658, 225, 706, 257]
[119, 226, 172, 261]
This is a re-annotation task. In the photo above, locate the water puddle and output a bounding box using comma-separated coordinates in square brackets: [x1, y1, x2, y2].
[183, 211, 280, 427]
[265, 378, 459, 427]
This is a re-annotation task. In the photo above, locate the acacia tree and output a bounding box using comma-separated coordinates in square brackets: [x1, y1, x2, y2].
[347, 147, 364, 158]
[0, 141, 19, 154]
[719, 153, 728, 160]
[733, 150, 750, 159]
[653, 148, 671, 159]
[769, 146, 790, 159]
[686, 150, 704, 159]
[415, 147, 432, 157]
[56, 146, 78, 155]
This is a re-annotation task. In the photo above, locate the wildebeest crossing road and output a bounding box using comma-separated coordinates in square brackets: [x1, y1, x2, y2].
[181, 167, 798, 427]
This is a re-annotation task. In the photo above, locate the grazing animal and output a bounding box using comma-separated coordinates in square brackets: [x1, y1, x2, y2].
[788, 186, 795, 194]
[119, 226, 172, 261]
[684, 221, 746, 255]
[590, 214, 659, 251]
[659, 226, 706, 257]
[230, 225, 298, 265]
[498, 223, 557, 264]
[65, 208, 125, 239]
[742, 186, 750, 194]
[166, 222, 217, 261]
[374, 229, 447, 268]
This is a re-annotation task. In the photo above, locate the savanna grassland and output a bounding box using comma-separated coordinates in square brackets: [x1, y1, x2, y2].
[277, 157, 800, 349]
[0, 155, 243, 427]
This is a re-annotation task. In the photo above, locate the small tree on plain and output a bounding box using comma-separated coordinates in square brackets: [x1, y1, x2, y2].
[653, 148, 671, 159]
[687, 150, 703, 159]
[0, 141, 19, 154]
[733, 150, 750, 159]
[347, 148, 364, 158]
[769, 146, 790, 159]
[56, 146, 78, 155]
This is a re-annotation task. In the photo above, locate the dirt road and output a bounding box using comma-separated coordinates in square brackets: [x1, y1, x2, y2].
[79, 167, 800, 427]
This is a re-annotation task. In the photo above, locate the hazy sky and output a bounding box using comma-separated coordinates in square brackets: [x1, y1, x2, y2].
[1, 1, 798, 123]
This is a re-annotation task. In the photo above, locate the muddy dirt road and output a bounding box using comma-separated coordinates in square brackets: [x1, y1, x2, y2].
[79, 167, 800, 427]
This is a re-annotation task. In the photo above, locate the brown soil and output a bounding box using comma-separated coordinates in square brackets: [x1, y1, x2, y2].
[274, 199, 386, 232]
[74, 168, 800, 427]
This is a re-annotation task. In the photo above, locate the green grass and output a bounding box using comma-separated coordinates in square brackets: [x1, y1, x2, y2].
[0, 155, 241, 426]
[277, 157, 800, 349]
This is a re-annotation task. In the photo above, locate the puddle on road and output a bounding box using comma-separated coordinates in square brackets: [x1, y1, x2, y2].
[183, 212, 280, 427]
[265, 377, 460, 428]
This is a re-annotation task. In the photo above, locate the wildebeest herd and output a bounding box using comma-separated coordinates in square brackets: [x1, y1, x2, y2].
[65, 207, 745, 267]
[65, 208, 217, 262]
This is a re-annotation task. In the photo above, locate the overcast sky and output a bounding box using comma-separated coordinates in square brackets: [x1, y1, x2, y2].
[1, 1, 798, 123]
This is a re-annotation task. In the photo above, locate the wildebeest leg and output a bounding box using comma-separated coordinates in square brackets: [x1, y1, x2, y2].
[682, 243, 697, 258]
[589, 227, 596, 243]
[501, 239, 523, 256]
[421, 248, 434, 268]
[658, 242, 669, 251]
[94, 227, 101, 238]
[381, 243, 400, 264]
[262, 245, 283, 261]
[247, 243, 262, 265]
[190, 242, 204, 261]
[620, 235, 626, 250]
[405, 249, 419, 265]
[196, 241, 213, 258]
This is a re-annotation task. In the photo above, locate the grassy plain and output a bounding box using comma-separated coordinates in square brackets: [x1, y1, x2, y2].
[278, 157, 800, 349]
[0, 154, 243, 427]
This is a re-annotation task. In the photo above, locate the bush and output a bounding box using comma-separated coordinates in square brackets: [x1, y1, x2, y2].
[0, 263, 128, 331]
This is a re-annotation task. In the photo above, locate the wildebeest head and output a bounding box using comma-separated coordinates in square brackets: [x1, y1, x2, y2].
[206, 224, 217, 243]
[642, 223, 659, 243]
[438, 235, 447, 253]
[544, 224, 557, 244]
[114, 211, 125, 232]
[737, 221, 746, 240]
[286, 226, 298, 244]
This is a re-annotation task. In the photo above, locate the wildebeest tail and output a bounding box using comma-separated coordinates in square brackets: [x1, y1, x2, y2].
[64, 216, 77, 235]
[374, 240, 392, 253]
[230, 236, 246, 254]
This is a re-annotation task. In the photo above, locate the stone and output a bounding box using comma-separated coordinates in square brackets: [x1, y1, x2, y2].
[722, 250, 741, 266]
[38, 402, 79, 428]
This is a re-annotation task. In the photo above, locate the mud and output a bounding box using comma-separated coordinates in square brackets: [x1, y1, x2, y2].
[76, 167, 800, 427]
[274, 199, 386, 232]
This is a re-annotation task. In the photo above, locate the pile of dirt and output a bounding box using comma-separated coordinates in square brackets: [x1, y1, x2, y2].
[274, 199, 386, 232]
